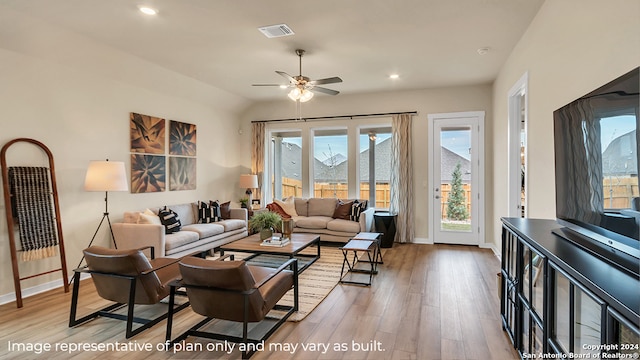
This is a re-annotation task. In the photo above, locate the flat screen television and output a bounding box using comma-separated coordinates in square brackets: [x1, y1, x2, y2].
[553, 67, 640, 271]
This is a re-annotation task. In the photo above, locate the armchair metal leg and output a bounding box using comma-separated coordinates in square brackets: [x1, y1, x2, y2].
[70, 273, 189, 338]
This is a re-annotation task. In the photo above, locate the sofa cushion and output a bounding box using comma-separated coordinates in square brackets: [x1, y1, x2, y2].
[332, 200, 354, 220]
[217, 219, 246, 232]
[294, 198, 308, 217]
[164, 230, 200, 252]
[294, 216, 333, 229]
[327, 218, 361, 233]
[181, 223, 225, 239]
[308, 198, 338, 217]
[159, 207, 182, 234]
[123, 211, 140, 224]
[168, 203, 197, 226]
[274, 196, 298, 217]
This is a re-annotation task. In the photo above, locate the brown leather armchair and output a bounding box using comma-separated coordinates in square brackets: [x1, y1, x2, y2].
[165, 255, 298, 359]
[69, 246, 189, 338]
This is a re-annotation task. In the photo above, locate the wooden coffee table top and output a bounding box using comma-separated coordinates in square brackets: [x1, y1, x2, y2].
[220, 233, 320, 255]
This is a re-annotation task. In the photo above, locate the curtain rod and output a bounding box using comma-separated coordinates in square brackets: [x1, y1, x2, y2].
[252, 111, 418, 124]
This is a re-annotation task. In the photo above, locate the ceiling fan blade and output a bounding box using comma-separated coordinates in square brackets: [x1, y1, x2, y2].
[252, 84, 288, 87]
[276, 71, 297, 84]
[310, 86, 340, 96]
[309, 77, 343, 86]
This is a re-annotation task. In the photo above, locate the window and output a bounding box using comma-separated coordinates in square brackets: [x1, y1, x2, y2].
[313, 129, 348, 199]
[600, 115, 638, 210]
[360, 127, 392, 208]
[265, 117, 392, 205]
[271, 131, 302, 200]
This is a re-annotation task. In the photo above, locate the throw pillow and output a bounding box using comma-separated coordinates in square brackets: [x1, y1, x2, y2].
[138, 212, 161, 225]
[274, 196, 298, 217]
[220, 201, 231, 219]
[266, 202, 291, 219]
[349, 200, 366, 222]
[198, 201, 221, 223]
[332, 200, 354, 220]
[209, 200, 223, 222]
[159, 207, 182, 234]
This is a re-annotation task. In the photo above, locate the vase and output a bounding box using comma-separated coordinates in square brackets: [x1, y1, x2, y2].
[281, 218, 294, 239]
[259, 228, 273, 241]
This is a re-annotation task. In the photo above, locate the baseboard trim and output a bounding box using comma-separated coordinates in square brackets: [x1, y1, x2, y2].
[413, 237, 433, 244]
[0, 273, 90, 306]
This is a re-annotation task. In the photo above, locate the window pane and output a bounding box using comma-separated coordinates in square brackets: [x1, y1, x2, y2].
[360, 128, 392, 209]
[272, 131, 302, 199]
[440, 127, 472, 232]
[600, 115, 638, 210]
[313, 129, 348, 199]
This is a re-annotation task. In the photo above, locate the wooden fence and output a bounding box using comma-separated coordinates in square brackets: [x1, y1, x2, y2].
[602, 178, 639, 209]
[277, 177, 638, 217]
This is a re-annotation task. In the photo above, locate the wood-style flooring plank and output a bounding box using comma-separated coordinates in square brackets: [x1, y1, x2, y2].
[0, 243, 519, 360]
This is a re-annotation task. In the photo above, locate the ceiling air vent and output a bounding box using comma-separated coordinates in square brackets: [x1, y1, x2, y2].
[258, 24, 294, 38]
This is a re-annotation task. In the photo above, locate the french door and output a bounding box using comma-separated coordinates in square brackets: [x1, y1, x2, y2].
[428, 112, 485, 245]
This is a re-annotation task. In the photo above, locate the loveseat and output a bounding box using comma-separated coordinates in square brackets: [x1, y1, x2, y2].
[112, 202, 248, 258]
[268, 198, 374, 242]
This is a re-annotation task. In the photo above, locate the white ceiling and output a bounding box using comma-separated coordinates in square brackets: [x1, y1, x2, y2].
[2, 0, 545, 102]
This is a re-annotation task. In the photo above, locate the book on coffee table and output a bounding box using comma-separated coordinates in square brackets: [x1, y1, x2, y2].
[260, 237, 290, 247]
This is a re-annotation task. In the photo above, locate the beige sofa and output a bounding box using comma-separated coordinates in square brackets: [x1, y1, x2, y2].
[112, 202, 248, 258]
[285, 198, 374, 242]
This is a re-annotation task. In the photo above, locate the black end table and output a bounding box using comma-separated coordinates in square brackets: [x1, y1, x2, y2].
[374, 212, 397, 248]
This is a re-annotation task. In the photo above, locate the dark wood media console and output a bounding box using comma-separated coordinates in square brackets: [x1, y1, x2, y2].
[500, 218, 639, 359]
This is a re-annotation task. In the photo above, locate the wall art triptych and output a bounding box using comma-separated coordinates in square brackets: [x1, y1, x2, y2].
[129, 112, 197, 193]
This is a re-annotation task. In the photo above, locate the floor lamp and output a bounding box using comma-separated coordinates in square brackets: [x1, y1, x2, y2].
[75, 160, 128, 272]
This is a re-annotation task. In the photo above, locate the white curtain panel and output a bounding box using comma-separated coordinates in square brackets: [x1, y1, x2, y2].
[389, 113, 414, 243]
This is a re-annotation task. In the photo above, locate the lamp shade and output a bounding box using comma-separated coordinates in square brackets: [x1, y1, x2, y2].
[84, 160, 128, 192]
[239, 174, 258, 189]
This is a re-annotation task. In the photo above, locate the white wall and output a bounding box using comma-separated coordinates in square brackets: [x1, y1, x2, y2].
[491, 0, 640, 251]
[0, 10, 249, 301]
[241, 85, 493, 243]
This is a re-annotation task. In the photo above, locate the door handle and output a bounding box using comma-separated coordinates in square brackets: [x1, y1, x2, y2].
[435, 195, 440, 199]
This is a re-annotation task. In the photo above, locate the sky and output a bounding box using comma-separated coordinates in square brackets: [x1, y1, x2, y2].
[600, 115, 636, 152]
[284, 133, 393, 162]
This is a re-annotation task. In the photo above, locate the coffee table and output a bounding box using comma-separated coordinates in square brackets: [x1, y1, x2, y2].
[219, 233, 321, 273]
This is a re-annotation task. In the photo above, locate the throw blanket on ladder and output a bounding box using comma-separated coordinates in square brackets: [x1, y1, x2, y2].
[8, 167, 58, 261]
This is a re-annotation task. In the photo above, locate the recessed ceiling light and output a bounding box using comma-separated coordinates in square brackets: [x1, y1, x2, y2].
[139, 7, 157, 15]
[477, 47, 490, 55]
[389, 74, 399, 79]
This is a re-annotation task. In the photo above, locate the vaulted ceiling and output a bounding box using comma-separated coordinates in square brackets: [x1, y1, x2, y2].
[1, 0, 545, 101]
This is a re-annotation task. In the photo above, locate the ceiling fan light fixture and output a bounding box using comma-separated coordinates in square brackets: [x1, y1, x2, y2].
[288, 88, 314, 102]
[299, 89, 314, 102]
[288, 88, 301, 101]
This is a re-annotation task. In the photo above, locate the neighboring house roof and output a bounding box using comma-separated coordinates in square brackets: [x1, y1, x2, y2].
[279, 139, 472, 183]
[602, 130, 638, 176]
[440, 147, 471, 183]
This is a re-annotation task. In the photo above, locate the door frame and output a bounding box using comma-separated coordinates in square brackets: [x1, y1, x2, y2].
[508, 72, 529, 218]
[428, 111, 485, 246]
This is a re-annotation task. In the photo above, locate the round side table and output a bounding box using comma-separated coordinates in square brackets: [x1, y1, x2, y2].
[374, 212, 397, 248]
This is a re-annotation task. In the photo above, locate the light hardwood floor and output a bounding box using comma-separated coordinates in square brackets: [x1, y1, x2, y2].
[0, 243, 519, 360]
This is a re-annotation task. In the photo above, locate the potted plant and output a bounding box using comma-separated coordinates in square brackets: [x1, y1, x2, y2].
[249, 211, 282, 240]
[239, 197, 249, 208]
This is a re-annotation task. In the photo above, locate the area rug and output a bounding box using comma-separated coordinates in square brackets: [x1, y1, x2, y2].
[210, 246, 345, 321]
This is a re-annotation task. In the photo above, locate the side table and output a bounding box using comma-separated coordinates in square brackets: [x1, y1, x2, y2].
[374, 212, 397, 248]
[352, 232, 383, 264]
[339, 240, 379, 286]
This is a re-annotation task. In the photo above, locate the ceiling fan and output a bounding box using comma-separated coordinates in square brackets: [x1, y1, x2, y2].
[252, 49, 342, 102]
